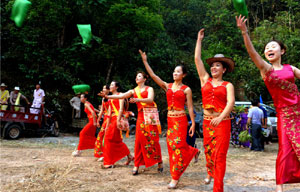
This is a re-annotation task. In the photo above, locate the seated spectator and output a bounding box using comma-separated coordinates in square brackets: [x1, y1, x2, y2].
[10, 87, 30, 112]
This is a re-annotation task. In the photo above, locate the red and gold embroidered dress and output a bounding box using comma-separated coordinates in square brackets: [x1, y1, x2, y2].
[103, 98, 130, 166]
[263, 64, 300, 184]
[77, 101, 97, 150]
[201, 78, 231, 192]
[94, 99, 110, 158]
[133, 86, 162, 167]
[166, 83, 198, 180]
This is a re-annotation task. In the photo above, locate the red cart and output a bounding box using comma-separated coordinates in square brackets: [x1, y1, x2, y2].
[0, 104, 59, 139]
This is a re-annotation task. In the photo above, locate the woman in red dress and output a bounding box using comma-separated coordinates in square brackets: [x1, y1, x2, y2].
[236, 15, 300, 192]
[102, 72, 163, 175]
[72, 94, 97, 157]
[102, 81, 133, 168]
[139, 50, 199, 189]
[194, 29, 235, 192]
[94, 85, 110, 161]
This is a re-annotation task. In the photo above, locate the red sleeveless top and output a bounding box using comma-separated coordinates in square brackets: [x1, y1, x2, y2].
[110, 94, 121, 115]
[166, 83, 188, 111]
[263, 64, 300, 109]
[84, 101, 96, 119]
[102, 99, 110, 115]
[133, 86, 155, 111]
[201, 78, 229, 113]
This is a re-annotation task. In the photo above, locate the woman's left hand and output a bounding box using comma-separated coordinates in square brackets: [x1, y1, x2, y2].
[129, 98, 138, 103]
[188, 124, 195, 137]
[117, 120, 122, 130]
[210, 116, 223, 127]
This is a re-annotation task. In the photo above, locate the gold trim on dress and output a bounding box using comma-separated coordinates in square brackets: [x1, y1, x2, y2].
[203, 115, 232, 120]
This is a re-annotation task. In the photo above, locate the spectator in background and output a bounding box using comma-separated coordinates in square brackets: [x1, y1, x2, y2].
[238, 107, 250, 148]
[231, 109, 241, 147]
[0, 83, 9, 110]
[70, 93, 81, 118]
[247, 99, 264, 151]
[10, 87, 30, 112]
[259, 103, 268, 149]
[30, 83, 45, 114]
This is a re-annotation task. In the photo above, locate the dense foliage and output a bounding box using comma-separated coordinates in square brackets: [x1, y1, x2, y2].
[2, 0, 300, 127]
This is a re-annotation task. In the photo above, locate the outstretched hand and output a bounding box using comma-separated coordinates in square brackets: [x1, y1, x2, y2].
[235, 15, 248, 32]
[139, 49, 147, 62]
[129, 98, 138, 103]
[98, 91, 106, 98]
[197, 28, 205, 41]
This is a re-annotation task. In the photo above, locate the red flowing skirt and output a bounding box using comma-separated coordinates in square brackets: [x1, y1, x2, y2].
[103, 116, 130, 165]
[276, 103, 300, 184]
[167, 115, 198, 180]
[134, 111, 162, 167]
[203, 119, 231, 192]
[77, 118, 97, 150]
[94, 115, 109, 158]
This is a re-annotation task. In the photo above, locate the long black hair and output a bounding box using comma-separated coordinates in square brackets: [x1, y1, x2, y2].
[112, 80, 122, 92]
[176, 65, 187, 75]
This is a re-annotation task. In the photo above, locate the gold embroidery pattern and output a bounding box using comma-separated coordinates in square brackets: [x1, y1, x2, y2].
[280, 103, 300, 161]
[167, 121, 186, 173]
[263, 68, 299, 96]
[140, 122, 161, 160]
[203, 123, 216, 175]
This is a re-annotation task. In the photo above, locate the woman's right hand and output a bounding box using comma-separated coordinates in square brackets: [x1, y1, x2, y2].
[197, 28, 205, 41]
[235, 15, 248, 33]
[139, 49, 147, 62]
[98, 91, 106, 98]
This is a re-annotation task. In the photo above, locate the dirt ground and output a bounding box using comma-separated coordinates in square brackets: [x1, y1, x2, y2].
[1, 134, 300, 192]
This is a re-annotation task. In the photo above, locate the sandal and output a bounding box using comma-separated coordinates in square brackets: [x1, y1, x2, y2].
[132, 167, 139, 175]
[167, 180, 179, 189]
[157, 162, 163, 173]
[101, 165, 115, 169]
[124, 155, 134, 165]
[72, 150, 82, 157]
[204, 177, 212, 185]
[194, 150, 201, 163]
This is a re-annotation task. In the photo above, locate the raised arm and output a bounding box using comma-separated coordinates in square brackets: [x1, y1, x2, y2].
[210, 83, 235, 127]
[129, 87, 154, 104]
[194, 29, 210, 86]
[236, 15, 271, 75]
[185, 87, 195, 137]
[139, 50, 168, 91]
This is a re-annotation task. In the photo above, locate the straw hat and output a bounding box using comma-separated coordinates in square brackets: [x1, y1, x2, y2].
[206, 54, 235, 72]
[0, 83, 7, 87]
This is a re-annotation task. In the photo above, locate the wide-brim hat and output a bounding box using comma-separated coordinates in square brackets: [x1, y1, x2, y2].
[14, 86, 20, 91]
[0, 83, 7, 87]
[206, 54, 235, 72]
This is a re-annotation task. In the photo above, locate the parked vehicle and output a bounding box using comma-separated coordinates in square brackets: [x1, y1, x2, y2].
[0, 104, 59, 139]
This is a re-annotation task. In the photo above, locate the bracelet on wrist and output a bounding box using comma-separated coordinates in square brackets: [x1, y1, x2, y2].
[242, 30, 248, 35]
